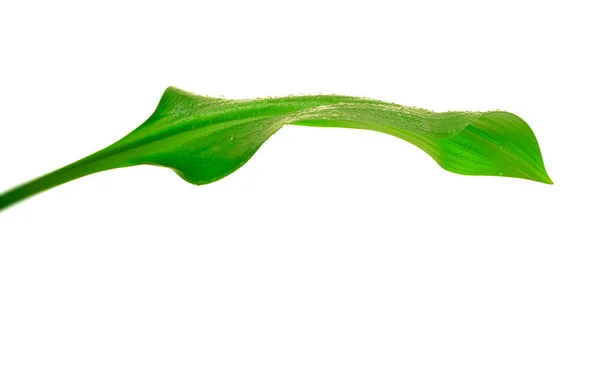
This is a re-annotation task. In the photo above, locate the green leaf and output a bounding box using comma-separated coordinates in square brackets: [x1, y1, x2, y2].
[0, 87, 552, 211]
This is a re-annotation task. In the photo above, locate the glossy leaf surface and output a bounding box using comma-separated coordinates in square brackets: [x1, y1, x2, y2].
[0, 87, 552, 211]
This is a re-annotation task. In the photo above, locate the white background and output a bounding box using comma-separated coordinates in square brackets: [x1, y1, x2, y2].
[1, 1, 599, 364]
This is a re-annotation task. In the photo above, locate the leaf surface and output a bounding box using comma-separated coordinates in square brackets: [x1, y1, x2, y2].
[0, 87, 552, 211]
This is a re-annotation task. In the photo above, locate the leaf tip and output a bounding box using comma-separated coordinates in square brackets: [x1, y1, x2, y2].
[533, 169, 554, 185]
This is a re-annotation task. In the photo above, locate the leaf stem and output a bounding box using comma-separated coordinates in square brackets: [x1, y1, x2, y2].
[0, 154, 113, 212]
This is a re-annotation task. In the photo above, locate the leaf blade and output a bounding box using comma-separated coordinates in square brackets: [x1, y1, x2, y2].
[0, 87, 552, 212]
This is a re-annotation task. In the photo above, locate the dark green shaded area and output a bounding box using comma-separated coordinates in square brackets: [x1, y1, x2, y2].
[0, 87, 552, 211]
